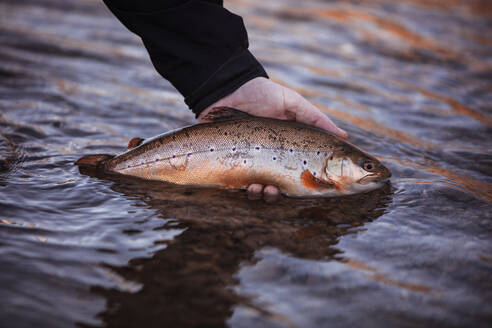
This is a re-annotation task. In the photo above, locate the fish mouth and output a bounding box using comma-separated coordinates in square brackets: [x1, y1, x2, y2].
[357, 173, 389, 185]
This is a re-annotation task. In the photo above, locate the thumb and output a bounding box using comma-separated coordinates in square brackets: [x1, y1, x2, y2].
[288, 94, 348, 139]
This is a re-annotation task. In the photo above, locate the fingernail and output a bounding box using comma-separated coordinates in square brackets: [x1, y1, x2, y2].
[338, 128, 348, 139]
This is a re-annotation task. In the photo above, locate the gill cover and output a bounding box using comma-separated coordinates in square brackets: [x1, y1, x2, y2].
[324, 156, 352, 178]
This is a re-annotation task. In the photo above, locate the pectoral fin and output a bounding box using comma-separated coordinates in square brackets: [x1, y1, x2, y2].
[301, 170, 337, 190]
[127, 137, 144, 149]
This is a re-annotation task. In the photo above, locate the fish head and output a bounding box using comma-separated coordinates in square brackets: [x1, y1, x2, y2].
[321, 145, 391, 194]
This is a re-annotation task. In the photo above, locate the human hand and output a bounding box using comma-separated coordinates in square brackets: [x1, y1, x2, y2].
[197, 77, 347, 202]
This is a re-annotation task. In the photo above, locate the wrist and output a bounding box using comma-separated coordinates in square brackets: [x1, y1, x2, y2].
[186, 49, 268, 118]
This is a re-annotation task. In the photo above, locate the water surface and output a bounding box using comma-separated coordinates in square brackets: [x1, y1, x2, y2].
[0, 0, 491, 327]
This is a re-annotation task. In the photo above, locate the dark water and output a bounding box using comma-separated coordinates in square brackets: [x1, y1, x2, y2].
[1, 0, 491, 327]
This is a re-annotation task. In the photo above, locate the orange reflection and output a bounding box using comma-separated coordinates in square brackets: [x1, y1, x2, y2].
[365, 273, 432, 292]
[382, 157, 492, 203]
[270, 77, 324, 97]
[344, 258, 432, 292]
[331, 94, 372, 112]
[307, 7, 454, 58]
[478, 254, 492, 263]
[306, 65, 341, 77]
[0, 21, 129, 59]
[412, 86, 492, 126]
[315, 102, 436, 149]
[391, 0, 492, 17]
[257, 55, 341, 78]
[351, 71, 492, 126]
[345, 258, 378, 272]
[357, 71, 491, 125]
[235, 0, 490, 70]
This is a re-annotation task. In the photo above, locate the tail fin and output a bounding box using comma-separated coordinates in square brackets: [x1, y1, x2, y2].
[75, 154, 114, 177]
[75, 154, 114, 168]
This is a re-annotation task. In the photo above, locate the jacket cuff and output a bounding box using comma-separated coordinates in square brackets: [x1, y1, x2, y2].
[185, 49, 268, 117]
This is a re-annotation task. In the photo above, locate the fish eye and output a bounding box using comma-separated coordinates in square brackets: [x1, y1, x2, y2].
[362, 161, 375, 172]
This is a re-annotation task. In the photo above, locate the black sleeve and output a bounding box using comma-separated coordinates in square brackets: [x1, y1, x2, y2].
[102, 0, 268, 117]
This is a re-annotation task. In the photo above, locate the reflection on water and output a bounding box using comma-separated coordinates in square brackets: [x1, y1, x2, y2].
[83, 173, 391, 327]
[0, 0, 491, 327]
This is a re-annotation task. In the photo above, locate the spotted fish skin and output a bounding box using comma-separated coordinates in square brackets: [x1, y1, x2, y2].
[82, 108, 391, 197]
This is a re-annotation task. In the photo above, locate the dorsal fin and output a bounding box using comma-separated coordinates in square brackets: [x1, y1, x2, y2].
[201, 107, 251, 122]
[127, 137, 144, 149]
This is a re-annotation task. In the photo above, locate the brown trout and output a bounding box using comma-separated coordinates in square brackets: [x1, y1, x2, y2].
[76, 107, 391, 197]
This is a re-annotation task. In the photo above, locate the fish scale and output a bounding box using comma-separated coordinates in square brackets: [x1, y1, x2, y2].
[76, 108, 391, 197]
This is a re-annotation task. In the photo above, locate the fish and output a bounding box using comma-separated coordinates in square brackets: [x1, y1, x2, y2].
[76, 107, 391, 197]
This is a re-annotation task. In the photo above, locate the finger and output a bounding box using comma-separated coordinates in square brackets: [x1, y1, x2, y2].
[263, 185, 280, 203]
[289, 94, 347, 139]
[247, 184, 264, 200]
[312, 113, 348, 139]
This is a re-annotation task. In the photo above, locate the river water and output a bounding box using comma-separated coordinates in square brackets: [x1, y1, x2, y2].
[0, 0, 491, 327]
